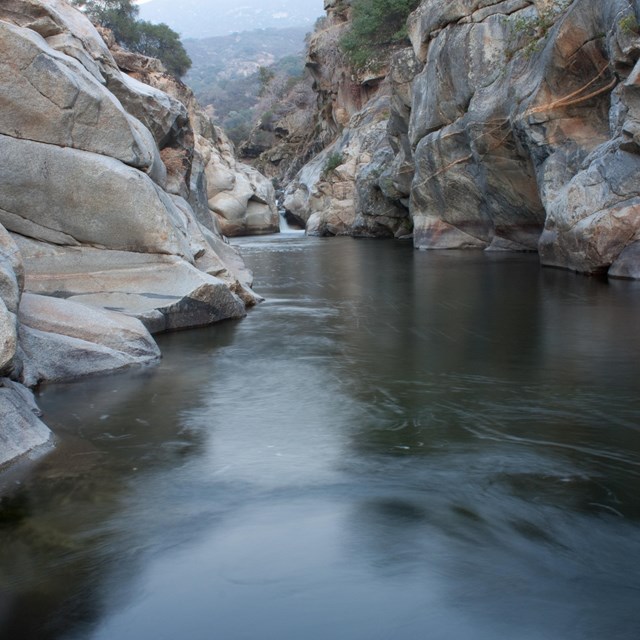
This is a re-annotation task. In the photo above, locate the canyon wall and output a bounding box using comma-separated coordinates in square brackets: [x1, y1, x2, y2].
[279, 0, 640, 278]
[0, 0, 277, 467]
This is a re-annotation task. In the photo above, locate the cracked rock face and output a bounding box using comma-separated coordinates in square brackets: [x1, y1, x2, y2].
[279, 0, 640, 277]
[394, 0, 640, 276]
[0, 0, 279, 469]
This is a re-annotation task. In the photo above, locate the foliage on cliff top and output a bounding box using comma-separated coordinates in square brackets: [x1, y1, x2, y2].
[340, 0, 420, 70]
[71, 0, 192, 77]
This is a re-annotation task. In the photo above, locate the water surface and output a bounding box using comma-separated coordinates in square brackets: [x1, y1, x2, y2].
[1, 235, 639, 639]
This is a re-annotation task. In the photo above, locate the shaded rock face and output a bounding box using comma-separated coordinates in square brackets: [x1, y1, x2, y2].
[0, 0, 277, 468]
[394, 0, 640, 276]
[278, 0, 640, 277]
[122, 64, 279, 237]
[281, 1, 410, 237]
[0, 379, 51, 468]
[284, 93, 410, 237]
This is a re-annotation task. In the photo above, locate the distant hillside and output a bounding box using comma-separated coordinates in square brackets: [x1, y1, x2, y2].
[184, 27, 308, 99]
[182, 27, 308, 146]
[138, 0, 324, 39]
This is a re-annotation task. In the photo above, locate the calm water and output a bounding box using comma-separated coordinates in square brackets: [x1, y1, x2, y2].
[1, 235, 640, 640]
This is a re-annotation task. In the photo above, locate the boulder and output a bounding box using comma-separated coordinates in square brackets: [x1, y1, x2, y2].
[18, 293, 161, 386]
[106, 71, 190, 150]
[0, 225, 23, 314]
[0, 134, 190, 257]
[0, 378, 51, 468]
[0, 20, 159, 173]
[0, 0, 115, 69]
[0, 299, 17, 376]
[14, 238, 247, 334]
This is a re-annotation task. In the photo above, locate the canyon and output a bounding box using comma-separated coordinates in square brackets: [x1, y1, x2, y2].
[1, 0, 639, 468]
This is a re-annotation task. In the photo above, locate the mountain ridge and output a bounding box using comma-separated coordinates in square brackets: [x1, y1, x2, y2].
[138, 0, 324, 39]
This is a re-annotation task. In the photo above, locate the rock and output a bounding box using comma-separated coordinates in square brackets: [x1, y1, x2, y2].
[18, 293, 161, 386]
[0, 299, 17, 376]
[0, 134, 190, 258]
[0, 0, 278, 470]
[0, 0, 115, 67]
[106, 70, 190, 150]
[125, 70, 279, 237]
[284, 92, 409, 237]
[14, 237, 247, 334]
[0, 225, 23, 314]
[0, 21, 159, 173]
[540, 146, 640, 274]
[0, 378, 51, 468]
[609, 241, 640, 279]
[280, 0, 640, 277]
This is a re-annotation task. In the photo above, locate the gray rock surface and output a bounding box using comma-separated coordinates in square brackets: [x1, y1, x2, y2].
[0, 0, 276, 470]
[0, 378, 51, 468]
[0, 134, 190, 257]
[0, 20, 159, 173]
[0, 299, 17, 376]
[15, 238, 247, 334]
[395, 0, 640, 276]
[278, 0, 640, 277]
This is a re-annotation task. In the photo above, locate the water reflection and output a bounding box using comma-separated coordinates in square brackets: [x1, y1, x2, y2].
[1, 236, 639, 639]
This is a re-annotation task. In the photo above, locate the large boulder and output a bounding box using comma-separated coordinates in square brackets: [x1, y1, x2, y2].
[0, 20, 162, 176]
[14, 237, 247, 334]
[0, 134, 189, 257]
[0, 298, 17, 376]
[18, 293, 161, 386]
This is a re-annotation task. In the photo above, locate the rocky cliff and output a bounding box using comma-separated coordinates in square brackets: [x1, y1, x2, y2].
[277, 0, 640, 278]
[0, 0, 277, 467]
[282, 0, 413, 237]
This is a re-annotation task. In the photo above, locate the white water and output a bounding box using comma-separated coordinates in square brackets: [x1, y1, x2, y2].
[279, 211, 305, 234]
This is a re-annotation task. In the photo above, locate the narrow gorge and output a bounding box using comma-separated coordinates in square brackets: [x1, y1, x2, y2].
[1, 2, 639, 638]
[3, 0, 640, 469]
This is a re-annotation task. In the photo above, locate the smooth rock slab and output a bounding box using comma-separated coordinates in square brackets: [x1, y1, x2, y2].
[0, 134, 190, 257]
[0, 378, 51, 468]
[0, 20, 157, 171]
[15, 239, 246, 334]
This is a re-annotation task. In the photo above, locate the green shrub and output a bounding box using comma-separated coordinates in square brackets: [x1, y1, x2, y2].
[323, 151, 344, 176]
[340, 0, 421, 70]
[620, 13, 640, 35]
[72, 0, 191, 77]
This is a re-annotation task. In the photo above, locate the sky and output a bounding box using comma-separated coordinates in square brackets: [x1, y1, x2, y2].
[136, 0, 325, 39]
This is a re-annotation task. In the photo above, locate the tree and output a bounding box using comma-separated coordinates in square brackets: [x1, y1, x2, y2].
[340, 0, 420, 69]
[133, 22, 192, 77]
[71, 0, 191, 77]
[72, 0, 140, 45]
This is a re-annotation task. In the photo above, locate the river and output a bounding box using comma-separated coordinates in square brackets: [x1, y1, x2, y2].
[1, 234, 640, 639]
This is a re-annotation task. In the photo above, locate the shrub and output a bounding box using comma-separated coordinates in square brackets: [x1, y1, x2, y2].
[620, 13, 640, 36]
[340, 0, 421, 70]
[323, 151, 344, 176]
[72, 0, 191, 77]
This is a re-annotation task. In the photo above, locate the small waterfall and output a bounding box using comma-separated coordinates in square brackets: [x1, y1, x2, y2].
[279, 210, 304, 234]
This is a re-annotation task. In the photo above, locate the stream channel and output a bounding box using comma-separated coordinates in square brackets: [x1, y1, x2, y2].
[1, 232, 640, 639]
